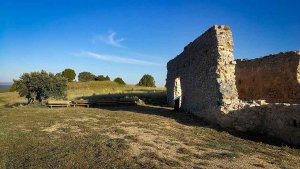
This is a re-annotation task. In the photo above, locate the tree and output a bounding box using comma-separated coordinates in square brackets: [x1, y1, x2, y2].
[105, 75, 110, 81]
[137, 74, 156, 87]
[61, 68, 76, 82]
[13, 70, 68, 104]
[56, 72, 62, 76]
[114, 77, 126, 85]
[78, 72, 96, 82]
[95, 75, 110, 81]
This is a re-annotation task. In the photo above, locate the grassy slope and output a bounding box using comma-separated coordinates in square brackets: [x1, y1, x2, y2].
[67, 81, 165, 100]
[0, 92, 26, 107]
[0, 81, 299, 168]
[0, 81, 166, 107]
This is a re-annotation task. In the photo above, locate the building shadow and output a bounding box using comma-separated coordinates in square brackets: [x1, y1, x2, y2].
[78, 93, 300, 148]
[99, 105, 299, 148]
[79, 92, 167, 106]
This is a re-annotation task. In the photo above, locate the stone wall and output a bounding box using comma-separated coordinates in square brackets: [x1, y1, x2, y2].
[236, 52, 300, 104]
[236, 52, 300, 103]
[166, 25, 300, 145]
[218, 101, 300, 145]
[166, 25, 238, 123]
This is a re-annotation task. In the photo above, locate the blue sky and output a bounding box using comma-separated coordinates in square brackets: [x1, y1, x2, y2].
[0, 0, 299, 86]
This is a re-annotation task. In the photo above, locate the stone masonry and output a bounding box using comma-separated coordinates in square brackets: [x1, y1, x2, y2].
[166, 25, 300, 145]
[236, 52, 300, 103]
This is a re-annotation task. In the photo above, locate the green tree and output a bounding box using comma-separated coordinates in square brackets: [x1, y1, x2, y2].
[95, 75, 110, 81]
[105, 75, 110, 81]
[114, 77, 126, 85]
[61, 68, 76, 82]
[78, 72, 96, 82]
[13, 70, 68, 104]
[137, 74, 156, 87]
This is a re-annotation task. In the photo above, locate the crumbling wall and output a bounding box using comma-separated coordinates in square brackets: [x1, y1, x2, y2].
[166, 25, 300, 145]
[224, 102, 300, 145]
[166, 25, 238, 123]
[236, 52, 300, 103]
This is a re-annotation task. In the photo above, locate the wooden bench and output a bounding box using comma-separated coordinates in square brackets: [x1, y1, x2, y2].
[72, 99, 90, 108]
[47, 100, 71, 108]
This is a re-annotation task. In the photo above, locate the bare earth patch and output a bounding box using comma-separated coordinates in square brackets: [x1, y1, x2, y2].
[42, 123, 65, 132]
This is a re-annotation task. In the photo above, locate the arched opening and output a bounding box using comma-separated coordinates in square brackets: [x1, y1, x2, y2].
[174, 77, 182, 111]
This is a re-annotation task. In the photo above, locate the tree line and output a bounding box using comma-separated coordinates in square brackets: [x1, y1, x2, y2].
[56, 69, 126, 85]
[11, 69, 156, 104]
[58, 68, 155, 87]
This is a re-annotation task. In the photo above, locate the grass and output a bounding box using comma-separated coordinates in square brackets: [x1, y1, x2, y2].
[0, 89, 9, 93]
[0, 92, 26, 107]
[80, 92, 167, 106]
[67, 81, 165, 100]
[0, 81, 166, 107]
[0, 106, 299, 168]
[0, 81, 299, 168]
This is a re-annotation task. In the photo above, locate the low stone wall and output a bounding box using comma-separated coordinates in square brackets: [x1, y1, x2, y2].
[236, 52, 300, 103]
[217, 101, 300, 145]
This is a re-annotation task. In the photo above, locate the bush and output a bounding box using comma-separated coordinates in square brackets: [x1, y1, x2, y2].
[114, 77, 126, 85]
[137, 74, 156, 87]
[78, 72, 96, 82]
[9, 83, 17, 92]
[61, 68, 76, 82]
[13, 70, 68, 104]
[95, 75, 110, 81]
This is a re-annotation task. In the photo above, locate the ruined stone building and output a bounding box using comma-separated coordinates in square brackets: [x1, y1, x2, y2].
[166, 25, 300, 145]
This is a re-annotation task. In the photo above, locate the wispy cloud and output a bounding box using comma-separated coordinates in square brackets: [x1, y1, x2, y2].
[78, 51, 163, 66]
[94, 31, 125, 48]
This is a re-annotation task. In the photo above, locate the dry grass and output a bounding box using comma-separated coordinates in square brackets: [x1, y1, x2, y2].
[0, 82, 299, 168]
[67, 81, 165, 100]
[0, 106, 299, 168]
[0, 81, 166, 107]
[0, 92, 26, 107]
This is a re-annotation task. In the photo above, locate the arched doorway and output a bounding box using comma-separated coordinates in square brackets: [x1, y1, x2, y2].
[174, 77, 182, 110]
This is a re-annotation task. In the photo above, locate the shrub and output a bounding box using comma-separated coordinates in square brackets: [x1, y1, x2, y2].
[13, 70, 67, 104]
[95, 75, 110, 81]
[114, 77, 126, 85]
[137, 74, 156, 87]
[78, 72, 96, 82]
[61, 68, 76, 82]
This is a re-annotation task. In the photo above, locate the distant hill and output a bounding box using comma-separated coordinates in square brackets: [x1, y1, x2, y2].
[0, 82, 12, 92]
[0, 82, 12, 85]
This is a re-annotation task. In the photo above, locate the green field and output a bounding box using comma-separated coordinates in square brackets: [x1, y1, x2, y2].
[0, 81, 299, 168]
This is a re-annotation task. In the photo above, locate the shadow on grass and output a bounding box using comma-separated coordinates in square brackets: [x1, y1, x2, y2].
[97, 105, 299, 148]
[79, 92, 168, 106]
[78, 92, 299, 148]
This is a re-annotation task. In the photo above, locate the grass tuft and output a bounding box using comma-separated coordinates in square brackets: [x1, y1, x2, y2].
[106, 138, 129, 150]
